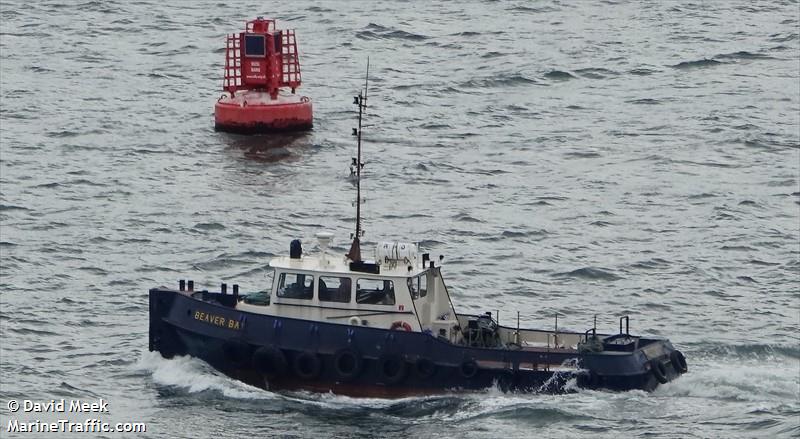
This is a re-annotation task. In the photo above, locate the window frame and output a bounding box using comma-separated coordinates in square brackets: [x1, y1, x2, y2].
[418, 273, 428, 298]
[318, 275, 352, 304]
[355, 278, 396, 306]
[408, 273, 427, 300]
[275, 272, 315, 300]
[407, 277, 418, 299]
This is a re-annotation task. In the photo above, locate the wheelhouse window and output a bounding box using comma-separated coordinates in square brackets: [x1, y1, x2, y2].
[276, 273, 314, 299]
[356, 279, 395, 305]
[408, 274, 427, 299]
[319, 276, 352, 303]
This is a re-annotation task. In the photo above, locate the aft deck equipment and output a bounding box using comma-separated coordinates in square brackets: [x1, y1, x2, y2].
[150, 66, 687, 397]
[214, 17, 312, 133]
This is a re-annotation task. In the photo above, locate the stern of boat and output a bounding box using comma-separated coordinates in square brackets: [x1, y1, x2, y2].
[577, 318, 688, 391]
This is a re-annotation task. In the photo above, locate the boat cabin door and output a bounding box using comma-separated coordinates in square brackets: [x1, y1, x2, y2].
[409, 271, 432, 327]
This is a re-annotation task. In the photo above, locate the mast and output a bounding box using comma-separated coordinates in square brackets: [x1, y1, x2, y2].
[347, 59, 369, 262]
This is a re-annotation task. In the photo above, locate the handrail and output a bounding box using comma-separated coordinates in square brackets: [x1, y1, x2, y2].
[619, 316, 629, 336]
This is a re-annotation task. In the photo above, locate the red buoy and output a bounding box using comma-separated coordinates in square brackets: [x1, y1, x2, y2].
[214, 17, 313, 134]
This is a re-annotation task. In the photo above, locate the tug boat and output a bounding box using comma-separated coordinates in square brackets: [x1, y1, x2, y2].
[151, 71, 687, 397]
[214, 17, 313, 134]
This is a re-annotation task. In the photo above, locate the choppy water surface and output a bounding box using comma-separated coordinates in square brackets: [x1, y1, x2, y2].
[1, 0, 799, 437]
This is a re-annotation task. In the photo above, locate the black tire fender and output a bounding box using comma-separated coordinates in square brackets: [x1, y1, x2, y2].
[252, 346, 288, 377]
[333, 348, 363, 381]
[293, 352, 322, 380]
[378, 354, 408, 385]
[650, 359, 668, 384]
[460, 359, 479, 379]
[670, 350, 688, 374]
[222, 340, 251, 367]
[414, 357, 437, 380]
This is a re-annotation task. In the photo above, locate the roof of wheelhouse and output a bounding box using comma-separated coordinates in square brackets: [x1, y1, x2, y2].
[269, 255, 429, 277]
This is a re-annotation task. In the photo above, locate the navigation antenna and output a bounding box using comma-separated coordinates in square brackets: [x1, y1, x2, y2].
[347, 58, 369, 263]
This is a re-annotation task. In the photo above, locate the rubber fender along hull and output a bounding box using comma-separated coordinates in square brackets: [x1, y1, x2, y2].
[214, 100, 313, 134]
[149, 288, 686, 397]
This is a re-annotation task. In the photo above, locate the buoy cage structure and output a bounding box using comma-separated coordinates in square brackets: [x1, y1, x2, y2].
[214, 17, 313, 134]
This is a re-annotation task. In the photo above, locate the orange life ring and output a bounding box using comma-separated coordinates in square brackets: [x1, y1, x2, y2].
[390, 321, 412, 332]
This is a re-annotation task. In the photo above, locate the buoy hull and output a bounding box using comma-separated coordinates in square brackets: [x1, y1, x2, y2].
[214, 92, 313, 134]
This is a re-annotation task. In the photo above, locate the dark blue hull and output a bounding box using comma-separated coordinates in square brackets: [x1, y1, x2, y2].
[149, 288, 686, 397]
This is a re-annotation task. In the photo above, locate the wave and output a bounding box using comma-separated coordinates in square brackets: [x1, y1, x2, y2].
[688, 192, 719, 199]
[671, 58, 726, 69]
[418, 239, 444, 248]
[45, 130, 82, 138]
[356, 24, 428, 41]
[0, 204, 30, 211]
[501, 229, 549, 239]
[715, 50, 773, 60]
[277, 386, 588, 425]
[544, 70, 575, 80]
[574, 67, 617, 79]
[192, 222, 226, 231]
[77, 266, 109, 275]
[552, 267, 621, 281]
[419, 123, 452, 130]
[460, 74, 539, 88]
[564, 150, 601, 158]
[136, 351, 276, 400]
[720, 245, 757, 251]
[451, 213, 483, 223]
[480, 51, 507, 59]
[629, 258, 671, 270]
[28, 65, 53, 73]
[507, 5, 559, 13]
[307, 6, 334, 12]
[655, 357, 799, 402]
[8, 326, 59, 336]
[124, 348, 800, 435]
[694, 343, 800, 360]
[456, 402, 590, 424]
[626, 98, 662, 105]
[629, 68, 661, 75]
[192, 254, 259, 271]
[769, 32, 799, 43]
[451, 31, 482, 37]
[136, 352, 506, 415]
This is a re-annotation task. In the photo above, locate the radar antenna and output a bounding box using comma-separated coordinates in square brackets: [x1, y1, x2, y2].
[347, 58, 369, 262]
